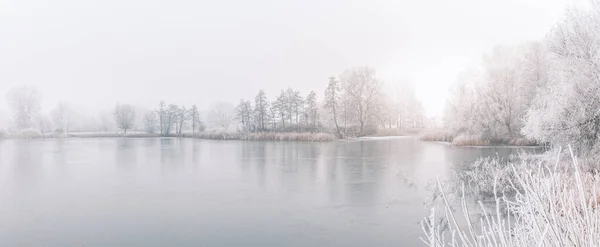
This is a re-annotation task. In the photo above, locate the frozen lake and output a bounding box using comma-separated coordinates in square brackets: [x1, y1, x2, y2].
[0, 137, 543, 246]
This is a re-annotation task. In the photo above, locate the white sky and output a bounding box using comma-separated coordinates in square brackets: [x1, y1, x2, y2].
[0, 0, 587, 118]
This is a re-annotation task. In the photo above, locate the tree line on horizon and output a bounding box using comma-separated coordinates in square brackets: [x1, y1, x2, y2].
[2, 66, 430, 137]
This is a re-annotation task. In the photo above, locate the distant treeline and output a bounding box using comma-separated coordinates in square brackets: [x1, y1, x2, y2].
[3, 67, 433, 139]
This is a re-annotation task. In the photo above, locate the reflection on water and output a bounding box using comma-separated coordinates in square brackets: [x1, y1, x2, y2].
[0, 137, 543, 247]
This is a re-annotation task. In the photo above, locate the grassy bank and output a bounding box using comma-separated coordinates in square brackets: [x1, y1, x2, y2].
[187, 132, 336, 142]
[419, 131, 538, 146]
[364, 128, 425, 137]
[0, 130, 336, 142]
[422, 149, 600, 246]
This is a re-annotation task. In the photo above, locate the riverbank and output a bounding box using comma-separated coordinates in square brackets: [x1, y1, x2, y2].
[419, 130, 538, 147]
[422, 149, 598, 246]
[0, 131, 337, 142]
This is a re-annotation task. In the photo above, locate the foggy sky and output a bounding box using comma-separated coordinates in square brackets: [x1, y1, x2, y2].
[0, 0, 586, 118]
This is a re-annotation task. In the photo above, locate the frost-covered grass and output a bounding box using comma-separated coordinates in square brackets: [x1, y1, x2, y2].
[367, 128, 424, 137]
[69, 132, 161, 138]
[245, 132, 336, 141]
[187, 131, 242, 140]
[422, 147, 600, 246]
[12, 129, 43, 139]
[419, 131, 538, 147]
[189, 131, 336, 142]
[451, 134, 491, 146]
[420, 131, 454, 142]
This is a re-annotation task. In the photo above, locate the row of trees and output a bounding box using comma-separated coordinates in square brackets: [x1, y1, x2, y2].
[4, 68, 429, 137]
[445, 0, 600, 151]
[324, 67, 427, 136]
[236, 89, 319, 132]
[143, 102, 205, 136]
[234, 67, 428, 137]
[5, 86, 81, 133]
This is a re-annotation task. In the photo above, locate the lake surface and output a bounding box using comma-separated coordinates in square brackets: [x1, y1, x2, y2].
[0, 137, 543, 247]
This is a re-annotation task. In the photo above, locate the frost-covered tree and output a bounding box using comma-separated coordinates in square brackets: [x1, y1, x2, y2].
[254, 90, 269, 131]
[523, 2, 600, 150]
[157, 101, 166, 136]
[236, 99, 253, 131]
[51, 101, 70, 133]
[273, 91, 288, 129]
[208, 102, 235, 130]
[188, 105, 202, 135]
[114, 104, 135, 134]
[143, 111, 158, 134]
[305, 91, 318, 128]
[175, 106, 187, 135]
[324, 77, 341, 136]
[340, 67, 382, 133]
[6, 85, 41, 130]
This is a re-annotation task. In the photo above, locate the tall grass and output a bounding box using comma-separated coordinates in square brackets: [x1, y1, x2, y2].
[69, 132, 161, 138]
[420, 131, 454, 142]
[420, 131, 538, 147]
[367, 128, 424, 137]
[451, 134, 491, 146]
[422, 147, 600, 246]
[244, 132, 336, 141]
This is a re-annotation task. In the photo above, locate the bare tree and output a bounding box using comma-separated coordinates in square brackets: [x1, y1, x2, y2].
[189, 105, 202, 135]
[208, 102, 235, 130]
[254, 90, 269, 131]
[163, 104, 179, 136]
[114, 104, 135, 134]
[157, 101, 166, 136]
[51, 101, 70, 133]
[340, 67, 382, 134]
[324, 77, 341, 136]
[305, 91, 318, 128]
[236, 100, 253, 131]
[175, 106, 187, 136]
[6, 85, 41, 130]
[273, 91, 288, 129]
[143, 111, 158, 134]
